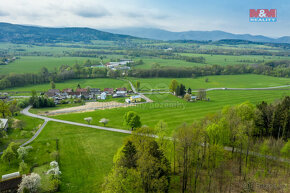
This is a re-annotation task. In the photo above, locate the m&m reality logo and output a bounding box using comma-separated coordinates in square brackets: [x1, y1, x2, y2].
[249, 9, 277, 22]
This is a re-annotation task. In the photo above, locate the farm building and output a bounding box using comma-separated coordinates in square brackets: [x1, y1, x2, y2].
[0, 172, 22, 193]
[129, 95, 142, 103]
[116, 87, 127, 92]
[90, 88, 101, 95]
[113, 91, 127, 98]
[62, 88, 73, 93]
[45, 89, 60, 97]
[0, 118, 8, 131]
[191, 96, 197, 101]
[99, 92, 107, 100]
[104, 88, 114, 95]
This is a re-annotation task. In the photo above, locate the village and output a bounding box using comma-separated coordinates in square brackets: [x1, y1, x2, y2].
[45, 86, 142, 104]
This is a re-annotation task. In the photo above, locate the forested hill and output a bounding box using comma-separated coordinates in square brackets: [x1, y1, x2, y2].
[0, 22, 136, 44]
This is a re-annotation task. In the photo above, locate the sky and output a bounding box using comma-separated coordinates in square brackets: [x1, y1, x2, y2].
[0, 0, 289, 37]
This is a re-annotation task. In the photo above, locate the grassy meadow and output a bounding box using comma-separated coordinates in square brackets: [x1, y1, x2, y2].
[0, 56, 100, 74]
[0, 114, 44, 152]
[51, 89, 290, 133]
[129, 74, 290, 90]
[0, 121, 127, 192]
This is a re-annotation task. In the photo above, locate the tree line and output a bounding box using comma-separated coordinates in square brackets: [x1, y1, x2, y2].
[0, 60, 289, 90]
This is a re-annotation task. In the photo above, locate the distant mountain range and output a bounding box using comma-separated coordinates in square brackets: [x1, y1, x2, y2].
[0, 22, 134, 44]
[0, 22, 289, 44]
[104, 27, 290, 43]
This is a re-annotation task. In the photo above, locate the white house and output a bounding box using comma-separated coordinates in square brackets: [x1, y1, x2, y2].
[0, 118, 8, 131]
[100, 92, 107, 100]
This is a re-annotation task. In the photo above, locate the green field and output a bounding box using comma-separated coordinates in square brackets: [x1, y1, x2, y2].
[0, 121, 127, 192]
[134, 54, 289, 69]
[130, 74, 290, 90]
[0, 56, 101, 74]
[0, 114, 44, 151]
[51, 89, 290, 132]
[2, 78, 129, 93]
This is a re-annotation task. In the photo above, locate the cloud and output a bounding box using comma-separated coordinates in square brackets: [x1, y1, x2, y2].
[0, 0, 288, 37]
[73, 5, 110, 18]
[0, 10, 8, 16]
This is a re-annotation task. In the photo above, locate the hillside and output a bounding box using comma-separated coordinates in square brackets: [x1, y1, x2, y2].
[0, 22, 135, 44]
[104, 27, 290, 43]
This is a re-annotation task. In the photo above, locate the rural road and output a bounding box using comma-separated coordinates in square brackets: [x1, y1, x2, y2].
[21, 106, 132, 135]
[127, 80, 153, 103]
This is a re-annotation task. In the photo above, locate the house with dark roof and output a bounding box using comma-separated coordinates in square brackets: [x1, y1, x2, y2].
[90, 88, 101, 95]
[45, 89, 60, 97]
[116, 87, 127, 92]
[62, 88, 73, 93]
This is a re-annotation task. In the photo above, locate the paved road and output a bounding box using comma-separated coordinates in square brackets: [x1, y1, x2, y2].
[21, 106, 132, 135]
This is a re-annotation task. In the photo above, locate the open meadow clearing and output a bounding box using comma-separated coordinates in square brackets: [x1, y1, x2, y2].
[129, 74, 290, 90]
[0, 121, 127, 193]
[51, 89, 290, 132]
[0, 56, 100, 74]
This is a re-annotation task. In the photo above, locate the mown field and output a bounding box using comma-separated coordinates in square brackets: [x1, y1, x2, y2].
[2, 78, 129, 93]
[0, 121, 127, 192]
[129, 74, 290, 90]
[133, 54, 289, 69]
[0, 56, 100, 74]
[51, 89, 290, 133]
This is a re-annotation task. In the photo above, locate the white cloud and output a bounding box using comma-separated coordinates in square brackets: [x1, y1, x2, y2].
[0, 0, 171, 28]
[0, 0, 288, 37]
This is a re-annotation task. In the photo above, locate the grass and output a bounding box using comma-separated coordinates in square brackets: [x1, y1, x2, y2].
[129, 74, 290, 90]
[0, 114, 44, 152]
[0, 56, 101, 74]
[1, 78, 129, 93]
[134, 55, 289, 69]
[32, 122, 127, 192]
[0, 121, 127, 192]
[51, 89, 290, 133]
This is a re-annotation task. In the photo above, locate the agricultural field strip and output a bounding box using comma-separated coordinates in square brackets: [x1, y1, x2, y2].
[13, 106, 289, 164]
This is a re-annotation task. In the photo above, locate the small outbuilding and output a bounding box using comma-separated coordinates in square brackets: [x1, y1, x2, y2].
[0, 118, 8, 131]
[130, 95, 142, 103]
[100, 92, 107, 100]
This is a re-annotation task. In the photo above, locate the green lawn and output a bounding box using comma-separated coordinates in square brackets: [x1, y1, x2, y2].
[0, 121, 127, 193]
[51, 89, 290, 133]
[0, 114, 44, 152]
[0, 56, 102, 74]
[2, 78, 129, 93]
[32, 122, 127, 192]
[134, 54, 289, 69]
[129, 74, 290, 90]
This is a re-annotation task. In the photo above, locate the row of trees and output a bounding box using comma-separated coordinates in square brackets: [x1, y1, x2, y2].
[1, 59, 289, 90]
[129, 63, 290, 78]
[169, 79, 207, 100]
[29, 91, 55, 108]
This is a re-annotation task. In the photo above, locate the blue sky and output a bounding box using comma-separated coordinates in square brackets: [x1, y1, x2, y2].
[0, 0, 289, 37]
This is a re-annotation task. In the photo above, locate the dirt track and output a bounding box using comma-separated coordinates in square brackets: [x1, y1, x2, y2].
[42, 101, 135, 115]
